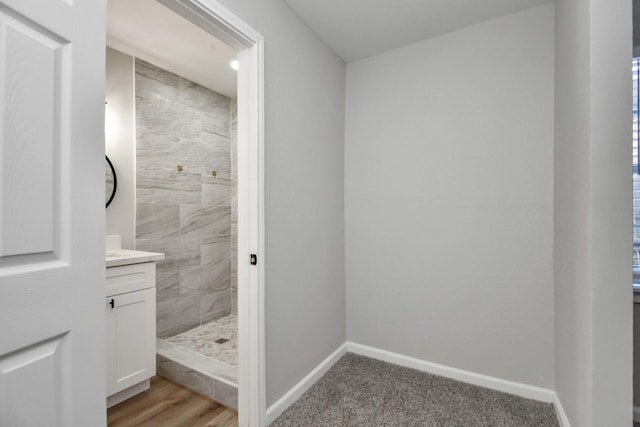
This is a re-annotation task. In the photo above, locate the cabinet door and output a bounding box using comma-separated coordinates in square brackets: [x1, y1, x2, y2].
[106, 287, 156, 396]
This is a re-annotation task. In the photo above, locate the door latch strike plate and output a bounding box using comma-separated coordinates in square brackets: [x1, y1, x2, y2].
[250, 254, 257, 265]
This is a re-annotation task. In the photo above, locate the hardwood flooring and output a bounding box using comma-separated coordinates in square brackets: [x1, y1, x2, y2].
[107, 376, 238, 427]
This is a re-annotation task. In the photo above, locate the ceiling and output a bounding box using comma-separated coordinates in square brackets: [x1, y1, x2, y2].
[284, 0, 553, 62]
[107, 0, 237, 97]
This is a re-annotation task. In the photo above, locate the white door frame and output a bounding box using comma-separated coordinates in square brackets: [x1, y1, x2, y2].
[156, 1, 265, 425]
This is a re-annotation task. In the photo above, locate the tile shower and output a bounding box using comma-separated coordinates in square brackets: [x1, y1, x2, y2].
[134, 58, 239, 408]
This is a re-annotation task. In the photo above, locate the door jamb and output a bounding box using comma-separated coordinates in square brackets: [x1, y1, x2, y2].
[156, 1, 265, 425]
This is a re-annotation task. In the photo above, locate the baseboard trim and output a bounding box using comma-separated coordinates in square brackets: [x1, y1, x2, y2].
[266, 343, 347, 425]
[634, 406, 640, 422]
[266, 341, 571, 426]
[347, 342, 555, 403]
[552, 393, 571, 427]
[348, 342, 571, 425]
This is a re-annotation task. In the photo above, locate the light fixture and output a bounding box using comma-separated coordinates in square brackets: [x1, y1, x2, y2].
[230, 59, 239, 71]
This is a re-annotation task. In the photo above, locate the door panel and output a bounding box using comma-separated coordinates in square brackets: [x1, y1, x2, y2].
[0, 334, 69, 426]
[0, 0, 106, 426]
[0, 13, 64, 257]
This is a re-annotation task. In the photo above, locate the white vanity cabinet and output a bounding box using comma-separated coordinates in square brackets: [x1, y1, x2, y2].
[105, 248, 163, 408]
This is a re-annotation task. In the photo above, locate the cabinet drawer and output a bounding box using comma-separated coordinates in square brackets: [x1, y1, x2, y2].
[106, 262, 155, 297]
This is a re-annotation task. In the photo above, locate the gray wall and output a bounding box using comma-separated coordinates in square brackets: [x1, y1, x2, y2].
[345, 5, 555, 389]
[105, 47, 136, 249]
[215, 0, 346, 406]
[134, 59, 236, 339]
[554, 0, 632, 424]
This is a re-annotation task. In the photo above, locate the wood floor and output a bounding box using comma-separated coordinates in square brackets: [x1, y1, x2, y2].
[107, 376, 238, 427]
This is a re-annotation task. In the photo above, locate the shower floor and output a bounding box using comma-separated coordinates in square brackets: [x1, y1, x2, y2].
[156, 314, 238, 409]
[167, 315, 238, 366]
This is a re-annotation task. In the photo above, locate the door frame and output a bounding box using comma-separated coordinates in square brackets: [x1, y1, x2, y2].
[157, 1, 265, 425]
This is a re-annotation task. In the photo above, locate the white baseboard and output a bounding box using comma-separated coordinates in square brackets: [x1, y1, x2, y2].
[266, 341, 571, 427]
[348, 342, 556, 402]
[266, 343, 347, 425]
[349, 342, 571, 426]
[552, 393, 571, 427]
[634, 406, 640, 422]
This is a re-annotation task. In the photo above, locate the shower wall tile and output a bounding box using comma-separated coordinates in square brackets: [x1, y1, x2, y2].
[230, 98, 238, 315]
[135, 59, 178, 103]
[188, 84, 231, 134]
[201, 234, 229, 245]
[180, 262, 230, 294]
[202, 176, 231, 207]
[230, 286, 237, 316]
[136, 59, 178, 87]
[178, 78, 212, 112]
[201, 241, 230, 266]
[157, 294, 205, 338]
[202, 172, 232, 184]
[173, 109, 202, 140]
[137, 166, 201, 205]
[136, 102, 177, 133]
[198, 132, 231, 174]
[155, 271, 180, 302]
[136, 59, 235, 338]
[201, 289, 231, 324]
[202, 113, 231, 138]
[178, 295, 202, 332]
[180, 265, 215, 294]
[157, 299, 182, 339]
[179, 77, 230, 117]
[231, 97, 237, 128]
[136, 203, 180, 239]
[169, 238, 202, 271]
[136, 237, 183, 258]
[136, 237, 201, 273]
[136, 131, 179, 169]
[179, 137, 217, 175]
[208, 131, 232, 161]
[180, 204, 231, 240]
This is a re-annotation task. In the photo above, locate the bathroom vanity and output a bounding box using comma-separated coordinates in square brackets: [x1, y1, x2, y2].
[105, 236, 164, 408]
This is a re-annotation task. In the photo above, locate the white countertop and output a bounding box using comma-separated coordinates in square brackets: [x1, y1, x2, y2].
[106, 249, 165, 268]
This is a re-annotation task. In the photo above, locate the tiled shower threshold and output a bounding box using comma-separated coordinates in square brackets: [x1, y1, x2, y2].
[156, 315, 238, 409]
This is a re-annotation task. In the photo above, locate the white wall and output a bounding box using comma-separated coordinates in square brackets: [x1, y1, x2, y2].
[214, 0, 346, 406]
[105, 47, 136, 249]
[554, 0, 632, 424]
[345, 5, 555, 388]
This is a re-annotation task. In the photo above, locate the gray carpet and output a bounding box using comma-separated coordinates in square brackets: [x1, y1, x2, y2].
[271, 353, 559, 426]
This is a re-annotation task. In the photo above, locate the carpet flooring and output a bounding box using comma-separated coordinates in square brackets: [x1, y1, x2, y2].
[270, 353, 559, 426]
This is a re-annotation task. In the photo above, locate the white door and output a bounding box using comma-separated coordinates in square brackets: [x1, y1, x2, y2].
[0, 0, 106, 426]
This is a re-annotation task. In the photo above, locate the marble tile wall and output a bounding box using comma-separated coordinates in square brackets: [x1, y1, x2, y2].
[230, 98, 237, 315]
[135, 59, 237, 338]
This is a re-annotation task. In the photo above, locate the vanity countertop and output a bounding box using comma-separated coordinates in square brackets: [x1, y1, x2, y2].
[106, 249, 165, 268]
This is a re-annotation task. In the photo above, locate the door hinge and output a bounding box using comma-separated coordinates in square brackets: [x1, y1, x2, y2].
[250, 254, 257, 265]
